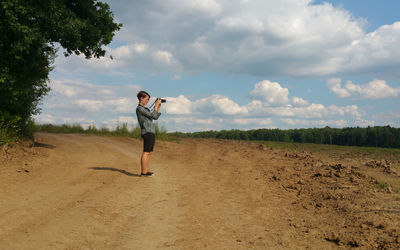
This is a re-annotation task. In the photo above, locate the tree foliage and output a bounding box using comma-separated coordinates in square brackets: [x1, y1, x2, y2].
[0, 0, 121, 137]
[172, 126, 400, 148]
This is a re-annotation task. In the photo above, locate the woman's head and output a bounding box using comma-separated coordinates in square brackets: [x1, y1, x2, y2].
[137, 90, 150, 105]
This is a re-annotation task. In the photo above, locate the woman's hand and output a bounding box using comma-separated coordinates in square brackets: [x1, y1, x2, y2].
[155, 98, 161, 111]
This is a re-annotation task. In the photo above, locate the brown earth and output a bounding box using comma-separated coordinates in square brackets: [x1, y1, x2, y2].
[1, 133, 400, 249]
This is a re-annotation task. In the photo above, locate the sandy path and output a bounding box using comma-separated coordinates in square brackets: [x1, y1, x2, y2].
[1, 133, 399, 249]
[0, 134, 183, 249]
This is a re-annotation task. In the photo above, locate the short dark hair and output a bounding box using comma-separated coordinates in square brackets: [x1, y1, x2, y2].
[137, 90, 150, 101]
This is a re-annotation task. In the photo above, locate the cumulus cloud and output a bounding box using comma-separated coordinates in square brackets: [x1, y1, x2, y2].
[36, 1, 400, 131]
[327, 78, 351, 98]
[163, 95, 193, 115]
[48, 0, 400, 79]
[232, 118, 273, 126]
[193, 95, 248, 115]
[36, 79, 141, 127]
[49, 79, 140, 99]
[292, 97, 309, 107]
[58, 0, 394, 78]
[341, 22, 400, 75]
[327, 78, 400, 99]
[154, 50, 174, 65]
[37, 78, 366, 131]
[159, 79, 363, 130]
[250, 80, 290, 106]
[163, 94, 247, 116]
[252, 104, 362, 120]
[164, 116, 273, 131]
[55, 43, 181, 75]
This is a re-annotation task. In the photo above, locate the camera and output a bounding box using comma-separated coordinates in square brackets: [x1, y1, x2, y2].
[158, 98, 166, 103]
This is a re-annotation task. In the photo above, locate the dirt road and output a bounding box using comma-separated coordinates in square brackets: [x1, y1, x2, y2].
[1, 133, 399, 249]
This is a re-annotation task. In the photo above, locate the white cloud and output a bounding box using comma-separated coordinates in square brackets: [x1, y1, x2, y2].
[354, 118, 375, 127]
[105, 98, 137, 113]
[196, 95, 248, 115]
[327, 78, 400, 99]
[245, 80, 362, 119]
[50, 80, 95, 98]
[48, 1, 400, 79]
[186, 95, 247, 115]
[49, 1, 400, 79]
[164, 94, 248, 116]
[164, 116, 273, 131]
[36, 79, 141, 128]
[62, 117, 94, 123]
[133, 43, 149, 53]
[216, 16, 264, 33]
[102, 116, 138, 129]
[281, 118, 347, 127]
[34, 114, 55, 124]
[37, 78, 368, 131]
[61, 117, 95, 129]
[48, 79, 140, 100]
[37, 1, 400, 132]
[161, 80, 363, 130]
[164, 116, 220, 131]
[292, 97, 309, 107]
[154, 50, 173, 65]
[233, 118, 272, 126]
[342, 22, 400, 74]
[164, 95, 192, 115]
[186, 0, 222, 16]
[295, 103, 327, 118]
[327, 104, 361, 117]
[256, 103, 361, 119]
[327, 78, 351, 98]
[250, 80, 290, 106]
[75, 99, 105, 112]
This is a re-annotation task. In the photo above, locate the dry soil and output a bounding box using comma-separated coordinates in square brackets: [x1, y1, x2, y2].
[1, 133, 400, 249]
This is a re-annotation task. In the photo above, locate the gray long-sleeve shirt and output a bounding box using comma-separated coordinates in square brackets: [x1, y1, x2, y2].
[136, 105, 161, 135]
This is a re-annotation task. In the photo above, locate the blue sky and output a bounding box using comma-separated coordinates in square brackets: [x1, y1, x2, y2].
[36, 0, 400, 132]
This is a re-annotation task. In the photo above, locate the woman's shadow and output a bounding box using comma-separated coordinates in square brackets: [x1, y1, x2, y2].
[89, 166, 141, 177]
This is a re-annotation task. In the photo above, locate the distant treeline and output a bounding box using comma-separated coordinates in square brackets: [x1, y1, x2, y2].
[34, 123, 171, 141]
[170, 126, 400, 148]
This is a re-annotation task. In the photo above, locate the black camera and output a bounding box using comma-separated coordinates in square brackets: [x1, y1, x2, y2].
[158, 98, 166, 103]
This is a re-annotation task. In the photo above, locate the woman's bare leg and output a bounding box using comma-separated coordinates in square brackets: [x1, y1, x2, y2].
[141, 152, 152, 174]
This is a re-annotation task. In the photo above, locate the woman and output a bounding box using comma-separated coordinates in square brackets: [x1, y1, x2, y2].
[136, 91, 161, 177]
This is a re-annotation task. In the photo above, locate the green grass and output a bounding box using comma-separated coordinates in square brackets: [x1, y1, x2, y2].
[35, 123, 174, 141]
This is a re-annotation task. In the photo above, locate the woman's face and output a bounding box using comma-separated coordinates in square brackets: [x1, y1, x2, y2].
[140, 95, 150, 106]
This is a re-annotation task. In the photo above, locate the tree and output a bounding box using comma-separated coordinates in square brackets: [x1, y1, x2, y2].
[0, 0, 121, 137]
